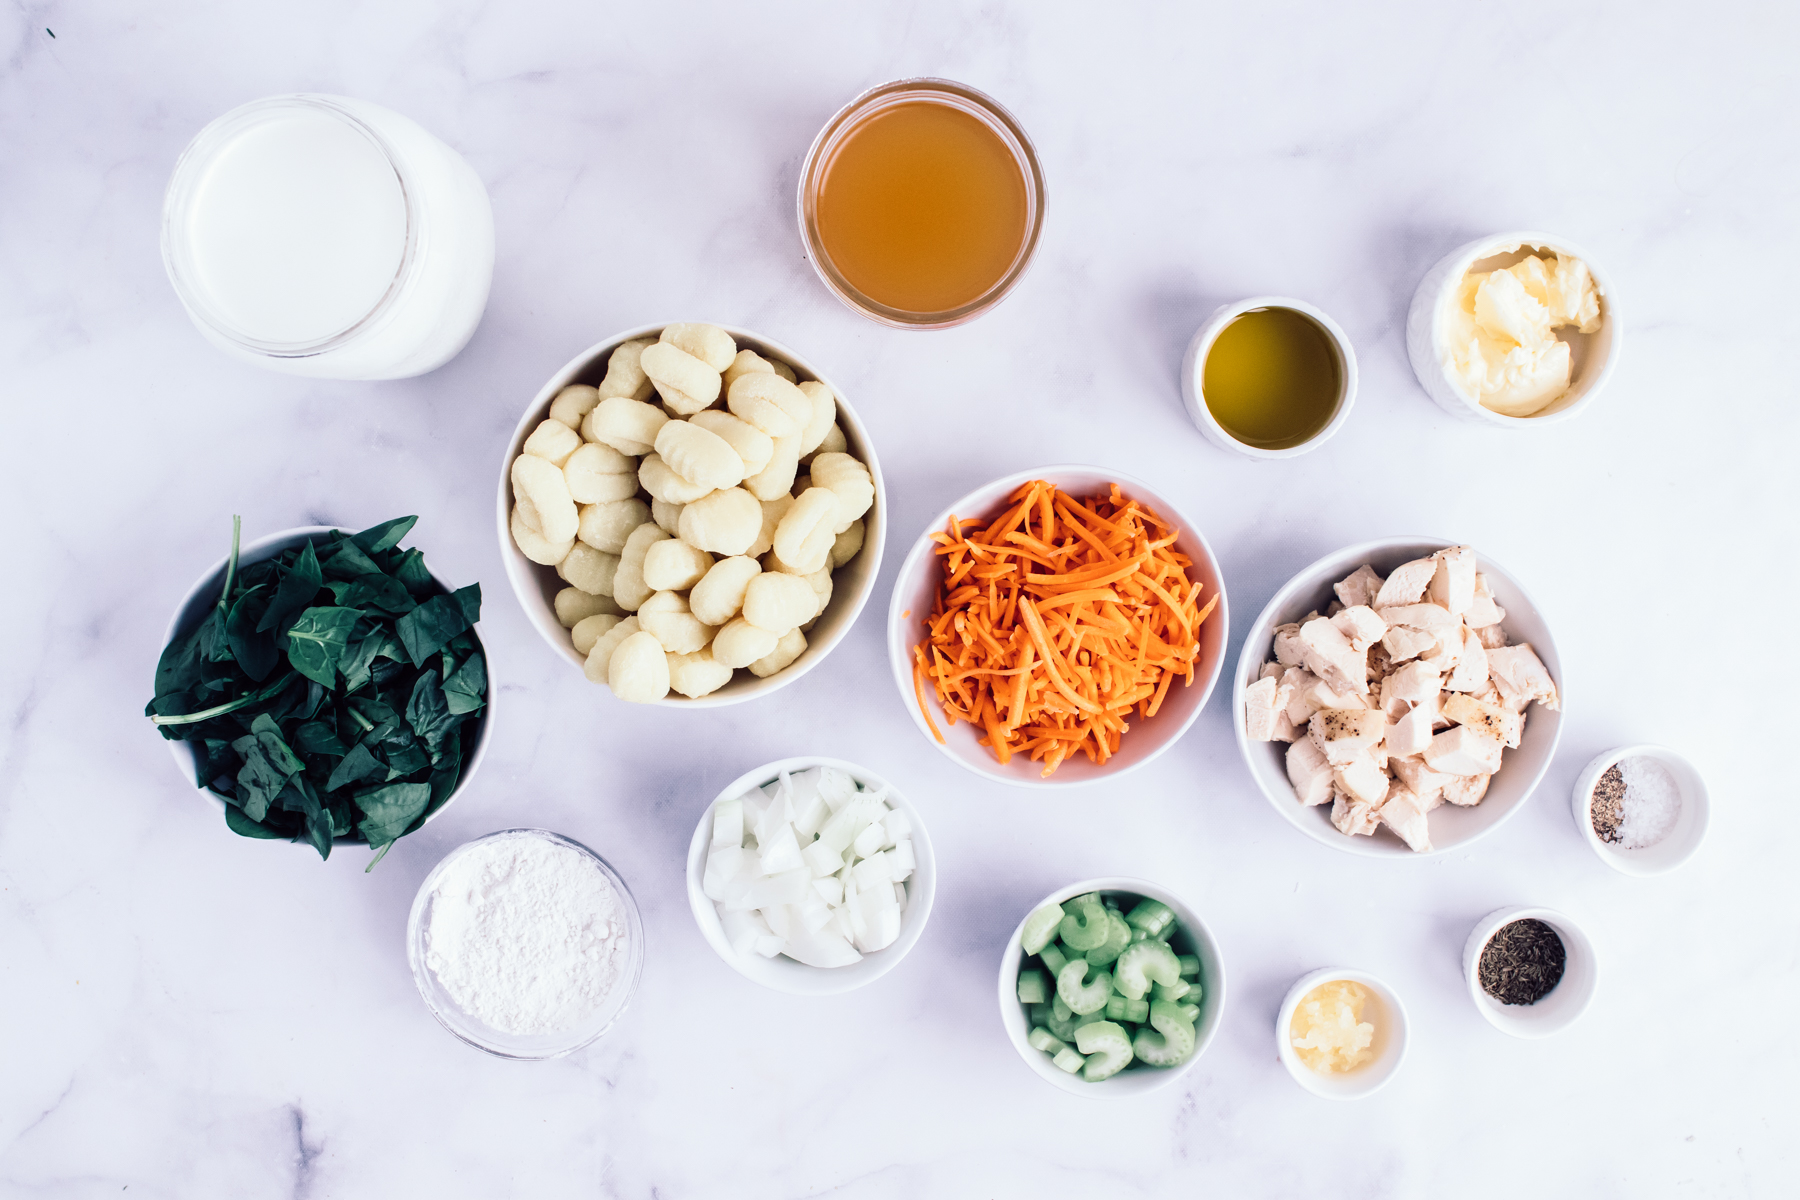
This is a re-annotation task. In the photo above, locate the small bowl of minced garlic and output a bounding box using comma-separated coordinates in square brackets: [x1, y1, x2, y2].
[1275, 967, 1409, 1099]
[1404, 230, 1620, 427]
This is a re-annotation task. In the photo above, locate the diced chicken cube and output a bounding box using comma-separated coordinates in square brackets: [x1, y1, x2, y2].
[1421, 627, 1463, 671]
[1487, 643, 1560, 711]
[1423, 724, 1504, 776]
[1271, 711, 1301, 742]
[1381, 660, 1442, 707]
[1272, 622, 1307, 667]
[1330, 791, 1382, 836]
[1333, 564, 1386, 610]
[1286, 737, 1335, 806]
[1244, 676, 1281, 741]
[1444, 625, 1489, 692]
[1384, 702, 1436, 758]
[1463, 573, 1505, 630]
[1381, 625, 1437, 664]
[1476, 622, 1508, 649]
[1441, 692, 1524, 749]
[1281, 667, 1325, 724]
[1309, 708, 1387, 765]
[1260, 662, 1283, 682]
[1374, 557, 1438, 607]
[1378, 786, 1434, 852]
[1299, 617, 1368, 696]
[1441, 773, 1492, 806]
[1427, 546, 1477, 615]
[1331, 605, 1388, 652]
[1379, 602, 1460, 637]
[1391, 754, 1454, 805]
[1333, 753, 1390, 807]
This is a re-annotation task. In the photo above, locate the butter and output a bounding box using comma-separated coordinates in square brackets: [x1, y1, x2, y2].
[1444, 253, 1601, 417]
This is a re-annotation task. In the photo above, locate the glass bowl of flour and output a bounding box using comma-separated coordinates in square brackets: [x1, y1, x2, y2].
[406, 828, 644, 1058]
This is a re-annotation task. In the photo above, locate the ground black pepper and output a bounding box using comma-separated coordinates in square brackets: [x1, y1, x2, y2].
[1478, 918, 1566, 1006]
[1590, 764, 1626, 843]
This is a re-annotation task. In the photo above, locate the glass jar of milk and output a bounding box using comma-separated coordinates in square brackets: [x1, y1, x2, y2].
[162, 95, 494, 380]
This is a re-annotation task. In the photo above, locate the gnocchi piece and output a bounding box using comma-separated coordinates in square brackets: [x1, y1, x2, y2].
[727, 372, 805, 438]
[642, 538, 714, 592]
[721, 348, 773, 390]
[688, 556, 762, 626]
[548, 384, 601, 429]
[795, 380, 836, 456]
[770, 357, 797, 384]
[512, 454, 579, 543]
[563, 441, 639, 504]
[583, 616, 639, 685]
[830, 519, 865, 569]
[808, 421, 847, 461]
[659, 323, 737, 372]
[577, 498, 649, 555]
[637, 590, 717, 655]
[638, 452, 713, 505]
[667, 647, 734, 699]
[654, 420, 745, 491]
[597, 339, 658, 401]
[607, 630, 671, 703]
[749, 627, 806, 678]
[571, 613, 621, 657]
[772, 488, 839, 576]
[583, 395, 668, 456]
[652, 497, 684, 536]
[522, 418, 582, 467]
[640, 341, 721, 415]
[557, 543, 620, 596]
[679, 487, 762, 556]
[743, 433, 801, 501]
[800, 566, 833, 620]
[748, 494, 792, 558]
[689, 409, 774, 477]
[809, 452, 875, 532]
[612, 523, 670, 611]
[554, 586, 619, 629]
[742, 571, 816, 634]
[712, 617, 780, 669]
[511, 507, 574, 566]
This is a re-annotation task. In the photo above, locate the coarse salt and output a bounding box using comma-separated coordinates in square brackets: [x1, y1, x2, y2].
[1615, 756, 1681, 850]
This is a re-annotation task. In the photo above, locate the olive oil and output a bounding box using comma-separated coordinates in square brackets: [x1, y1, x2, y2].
[816, 101, 1028, 315]
[1201, 308, 1342, 449]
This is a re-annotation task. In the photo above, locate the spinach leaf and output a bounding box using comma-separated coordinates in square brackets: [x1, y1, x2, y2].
[257, 541, 323, 635]
[395, 587, 478, 667]
[380, 733, 431, 778]
[233, 714, 304, 822]
[405, 672, 466, 761]
[325, 742, 388, 791]
[224, 807, 287, 839]
[153, 626, 205, 700]
[285, 606, 361, 686]
[281, 775, 333, 860]
[442, 651, 487, 715]
[390, 548, 434, 596]
[291, 720, 349, 758]
[328, 573, 415, 616]
[225, 584, 280, 681]
[454, 583, 482, 626]
[351, 515, 417, 555]
[356, 782, 432, 848]
[321, 539, 385, 581]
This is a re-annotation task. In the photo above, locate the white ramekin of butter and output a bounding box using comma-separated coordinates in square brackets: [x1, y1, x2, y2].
[1404, 231, 1620, 426]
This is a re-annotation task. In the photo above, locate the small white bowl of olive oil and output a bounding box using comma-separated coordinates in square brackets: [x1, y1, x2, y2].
[1179, 296, 1358, 460]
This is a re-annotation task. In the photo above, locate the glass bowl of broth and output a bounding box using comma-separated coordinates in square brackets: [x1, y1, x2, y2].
[798, 78, 1046, 329]
[1179, 296, 1359, 459]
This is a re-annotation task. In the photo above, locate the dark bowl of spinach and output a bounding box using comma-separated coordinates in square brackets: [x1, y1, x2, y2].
[147, 517, 493, 868]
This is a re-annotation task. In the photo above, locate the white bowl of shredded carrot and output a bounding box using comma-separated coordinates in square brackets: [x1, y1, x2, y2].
[887, 468, 1228, 786]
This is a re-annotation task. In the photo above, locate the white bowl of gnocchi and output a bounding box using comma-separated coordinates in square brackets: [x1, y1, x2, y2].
[498, 323, 885, 706]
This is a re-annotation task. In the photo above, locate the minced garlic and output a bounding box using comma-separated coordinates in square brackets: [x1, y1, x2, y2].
[1290, 979, 1376, 1073]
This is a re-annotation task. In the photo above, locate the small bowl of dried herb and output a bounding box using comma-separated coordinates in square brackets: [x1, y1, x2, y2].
[1571, 744, 1709, 877]
[1462, 906, 1597, 1038]
[146, 516, 492, 869]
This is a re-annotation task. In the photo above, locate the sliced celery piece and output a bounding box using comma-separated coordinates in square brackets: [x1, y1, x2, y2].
[1052, 1047, 1085, 1074]
[1125, 898, 1175, 938]
[1028, 1027, 1067, 1055]
[1045, 1002, 1079, 1041]
[1039, 942, 1069, 975]
[1021, 902, 1066, 955]
[1177, 954, 1201, 978]
[1075, 1020, 1134, 1082]
[1152, 978, 1191, 1003]
[1105, 994, 1149, 1023]
[1130, 927, 1149, 943]
[1017, 968, 1049, 1005]
[1114, 940, 1182, 1000]
[1056, 960, 1113, 1016]
[1084, 911, 1132, 967]
[1058, 894, 1110, 951]
[1176, 1003, 1200, 1025]
[1131, 999, 1196, 1068]
[1052, 992, 1072, 1023]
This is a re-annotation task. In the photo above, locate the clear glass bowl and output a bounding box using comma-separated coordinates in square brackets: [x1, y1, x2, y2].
[796, 78, 1047, 329]
[406, 829, 644, 1059]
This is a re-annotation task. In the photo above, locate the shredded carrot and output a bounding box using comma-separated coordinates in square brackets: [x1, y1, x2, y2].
[913, 480, 1217, 777]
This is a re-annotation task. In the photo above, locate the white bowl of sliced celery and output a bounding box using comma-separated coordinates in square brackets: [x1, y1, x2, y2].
[686, 756, 937, 994]
[998, 878, 1225, 1096]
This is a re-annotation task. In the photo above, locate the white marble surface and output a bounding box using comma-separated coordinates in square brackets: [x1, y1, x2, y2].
[3, 1, 1796, 1195]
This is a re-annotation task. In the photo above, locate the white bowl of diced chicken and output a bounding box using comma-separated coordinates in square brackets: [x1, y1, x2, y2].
[685, 757, 936, 994]
[498, 323, 884, 705]
[1235, 539, 1564, 857]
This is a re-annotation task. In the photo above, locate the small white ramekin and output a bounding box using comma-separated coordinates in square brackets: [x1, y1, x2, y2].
[1404, 230, 1621, 427]
[1178, 296, 1358, 460]
[1274, 967, 1409, 1100]
[1462, 906, 1598, 1038]
[1570, 745, 1709, 877]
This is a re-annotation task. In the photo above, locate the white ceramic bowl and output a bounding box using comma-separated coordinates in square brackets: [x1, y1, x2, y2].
[886, 466, 1229, 788]
[1462, 906, 1597, 1038]
[498, 324, 886, 706]
[1404, 230, 1621, 426]
[157, 524, 493, 846]
[684, 756, 936, 994]
[407, 828, 645, 1059]
[1274, 967, 1409, 1099]
[1233, 537, 1565, 858]
[1570, 744, 1709, 877]
[1178, 296, 1359, 460]
[997, 877, 1226, 1097]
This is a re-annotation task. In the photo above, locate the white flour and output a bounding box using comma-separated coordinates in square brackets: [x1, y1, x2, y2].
[425, 833, 627, 1036]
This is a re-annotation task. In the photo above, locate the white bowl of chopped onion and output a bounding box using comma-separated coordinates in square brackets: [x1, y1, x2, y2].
[685, 756, 936, 994]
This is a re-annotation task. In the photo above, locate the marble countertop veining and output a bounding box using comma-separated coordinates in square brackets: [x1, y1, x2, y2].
[2, 1, 1797, 1196]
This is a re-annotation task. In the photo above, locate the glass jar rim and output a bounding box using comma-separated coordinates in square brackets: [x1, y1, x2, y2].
[161, 93, 419, 359]
[796, 78, 1047, 330]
